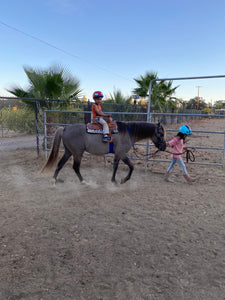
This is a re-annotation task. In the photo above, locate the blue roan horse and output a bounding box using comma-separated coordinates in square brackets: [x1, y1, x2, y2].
[41, 121, 166, 184]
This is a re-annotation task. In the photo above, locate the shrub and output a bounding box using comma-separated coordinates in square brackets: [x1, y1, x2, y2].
[202, 108, 211, 114]
[0, 107, 41, 134]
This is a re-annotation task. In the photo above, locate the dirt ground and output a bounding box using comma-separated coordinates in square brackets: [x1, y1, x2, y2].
[1, 118, 225, 300]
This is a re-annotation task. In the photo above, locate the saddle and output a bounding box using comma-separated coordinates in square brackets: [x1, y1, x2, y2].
[86, 119, 118, 134]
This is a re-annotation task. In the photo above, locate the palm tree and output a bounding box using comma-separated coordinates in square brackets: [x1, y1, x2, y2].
[102, 89, 133, 121]
[107, 89, 132, 104]
[133, 72, 178, 112]
[8, 65, 82, 147]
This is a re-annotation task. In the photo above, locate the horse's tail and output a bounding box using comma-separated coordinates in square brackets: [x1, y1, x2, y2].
[40, 127, 64, 173]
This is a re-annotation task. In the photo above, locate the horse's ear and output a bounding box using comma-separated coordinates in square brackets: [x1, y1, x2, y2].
[157, 120, 161, 127]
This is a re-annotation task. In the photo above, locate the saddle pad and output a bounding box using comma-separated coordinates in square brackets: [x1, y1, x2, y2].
[86, 121, 118, 134]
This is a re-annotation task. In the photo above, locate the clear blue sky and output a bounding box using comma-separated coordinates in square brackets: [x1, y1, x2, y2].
[1, 0, 225, 103]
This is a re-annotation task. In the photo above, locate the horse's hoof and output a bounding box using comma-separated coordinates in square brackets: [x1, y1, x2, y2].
[56, 178, 64, 183]
[120, 179, 126, 184]
[81, 180, 88, 185]
[111, 180, 118, 186]
[50, 178, 56, 186]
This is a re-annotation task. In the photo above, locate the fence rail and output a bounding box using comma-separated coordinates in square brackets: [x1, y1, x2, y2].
[1, 96, 225, 167]
[43, 109, 225, 167]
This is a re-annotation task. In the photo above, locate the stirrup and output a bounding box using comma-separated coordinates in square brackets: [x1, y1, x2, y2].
[103, 136, 111, 142]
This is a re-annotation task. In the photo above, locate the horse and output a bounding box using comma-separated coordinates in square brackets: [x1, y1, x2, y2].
[41, 121, 166, 184]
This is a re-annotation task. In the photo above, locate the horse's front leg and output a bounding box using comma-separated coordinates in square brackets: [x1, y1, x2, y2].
[111, 155, 120, 184]
[121, 156, 134, 184]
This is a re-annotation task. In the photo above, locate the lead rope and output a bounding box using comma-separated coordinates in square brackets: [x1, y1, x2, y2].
[132, 148, 195, 163]
[185, 149, 195, 163]
[126, 125, 195, 163]
[163, 149, 195, 163]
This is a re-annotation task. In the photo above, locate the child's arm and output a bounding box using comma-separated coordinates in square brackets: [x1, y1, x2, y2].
[93, 105, 111, 117]
[167, 137, 178, 147]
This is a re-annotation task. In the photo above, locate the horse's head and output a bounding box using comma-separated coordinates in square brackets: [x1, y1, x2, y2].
[152, 122, 167, 151]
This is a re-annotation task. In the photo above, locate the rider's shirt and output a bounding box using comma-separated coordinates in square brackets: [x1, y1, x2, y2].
[92, 103, 102, 118]
[168, 136, 184, 158]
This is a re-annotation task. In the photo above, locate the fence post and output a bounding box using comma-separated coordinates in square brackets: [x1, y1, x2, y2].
[222, 132, 225, 167]
[35, 100, 40, 156]
[145, 79, 155, 170]
[44, 111, 47, 160]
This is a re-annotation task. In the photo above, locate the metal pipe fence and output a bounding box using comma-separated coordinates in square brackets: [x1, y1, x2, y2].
[1, 95, 225, 167]
[43, 109, 225, 167]
[145, 74, 225, 164]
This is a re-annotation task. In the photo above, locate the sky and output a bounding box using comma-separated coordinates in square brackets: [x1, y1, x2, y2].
[1, 0, 225, 103]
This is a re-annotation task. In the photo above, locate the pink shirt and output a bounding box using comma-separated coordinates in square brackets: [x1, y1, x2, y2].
[168, 136, 184, 158]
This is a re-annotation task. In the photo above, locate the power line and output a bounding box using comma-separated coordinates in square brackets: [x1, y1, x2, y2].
[0, 20, 133, 82]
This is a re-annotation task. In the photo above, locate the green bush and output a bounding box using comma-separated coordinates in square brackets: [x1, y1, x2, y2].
[0, 107, 41, 134]
[202, 108, 211, 114]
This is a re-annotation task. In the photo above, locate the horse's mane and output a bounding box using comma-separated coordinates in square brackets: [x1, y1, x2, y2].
[117, 121, 156, 139]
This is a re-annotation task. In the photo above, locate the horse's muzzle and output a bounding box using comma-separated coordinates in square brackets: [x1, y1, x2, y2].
[158, 142, 167, 151]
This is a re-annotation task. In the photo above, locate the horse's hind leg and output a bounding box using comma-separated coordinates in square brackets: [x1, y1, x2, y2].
[53, 148, 72, 182]
[121, 156, 134, 184]
[73, 157, 84, 183]
[111, 155, 120, 184]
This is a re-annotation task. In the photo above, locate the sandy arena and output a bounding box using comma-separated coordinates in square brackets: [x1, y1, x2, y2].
[0, 118, 225, 300]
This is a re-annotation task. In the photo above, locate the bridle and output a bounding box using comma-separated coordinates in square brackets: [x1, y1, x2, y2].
[153, 124, 165, 150]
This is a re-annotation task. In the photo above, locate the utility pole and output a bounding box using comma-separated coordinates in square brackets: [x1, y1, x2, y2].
[196, 86, 201, 110]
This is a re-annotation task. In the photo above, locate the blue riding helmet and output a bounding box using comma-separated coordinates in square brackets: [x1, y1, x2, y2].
[179, 125, 192, 136]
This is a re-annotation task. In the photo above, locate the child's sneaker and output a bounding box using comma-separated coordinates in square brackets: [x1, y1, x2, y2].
[164, 173, 174, 183]
[103, 135, 111, 142]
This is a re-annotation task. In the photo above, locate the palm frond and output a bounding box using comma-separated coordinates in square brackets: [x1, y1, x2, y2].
[7, 64, 82, 111]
